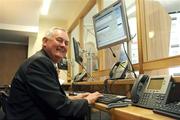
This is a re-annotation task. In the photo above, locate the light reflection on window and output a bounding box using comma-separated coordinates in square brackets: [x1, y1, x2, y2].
[169, 66, 180, 76]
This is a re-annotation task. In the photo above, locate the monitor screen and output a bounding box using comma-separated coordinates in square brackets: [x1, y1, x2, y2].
[93, 0, 130, 50]
[73, 37, 83, 65]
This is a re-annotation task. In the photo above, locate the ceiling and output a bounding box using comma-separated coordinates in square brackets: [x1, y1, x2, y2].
[0, 0, 179, 45]
[41, 0, 88, 21]
[0, 0, 88, 45]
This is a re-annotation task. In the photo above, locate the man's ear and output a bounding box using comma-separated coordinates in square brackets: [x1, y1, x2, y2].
[42, 37, 48, 47]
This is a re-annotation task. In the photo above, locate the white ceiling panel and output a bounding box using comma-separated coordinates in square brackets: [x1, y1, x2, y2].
[0, 0, 42, 26]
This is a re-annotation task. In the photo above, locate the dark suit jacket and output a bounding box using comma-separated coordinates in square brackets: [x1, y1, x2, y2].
[6, 50, 89, 120]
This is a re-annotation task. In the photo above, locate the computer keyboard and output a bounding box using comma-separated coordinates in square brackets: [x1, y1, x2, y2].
[153, 102, 180, 119]
[97, 93, 127, 104]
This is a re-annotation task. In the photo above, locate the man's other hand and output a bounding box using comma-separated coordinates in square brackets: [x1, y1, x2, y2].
[84, 92, 103, 104]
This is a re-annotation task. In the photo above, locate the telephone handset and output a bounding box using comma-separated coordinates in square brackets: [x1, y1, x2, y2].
[74, 71, 87, 82]
[109, 61, 128, 80]
[131, 74, 149, 103]
[131, 75, 174, 109]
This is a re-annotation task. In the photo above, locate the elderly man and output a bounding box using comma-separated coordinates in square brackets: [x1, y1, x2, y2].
[6, 27, 102, 120]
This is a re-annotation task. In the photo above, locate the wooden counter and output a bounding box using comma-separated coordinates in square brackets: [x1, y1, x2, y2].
[94, 103, 175, 120]
[63, 79, 134, 85]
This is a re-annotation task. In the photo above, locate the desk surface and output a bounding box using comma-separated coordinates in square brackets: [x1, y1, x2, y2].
[94, 103, 175, 120]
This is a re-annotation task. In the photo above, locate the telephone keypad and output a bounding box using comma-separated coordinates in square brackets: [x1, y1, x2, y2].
[138, 93, 166, 109]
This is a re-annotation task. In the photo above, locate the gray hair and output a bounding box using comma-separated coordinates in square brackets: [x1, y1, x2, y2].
[44, 27, 66, 39]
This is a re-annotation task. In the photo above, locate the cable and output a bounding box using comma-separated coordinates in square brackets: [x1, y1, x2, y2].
[122, 43, 137, 78]
[103, 78, 109, 94]
[109, 79, 119, 94]
[109, 47, 116, 58]
[79, 62, 95, 81]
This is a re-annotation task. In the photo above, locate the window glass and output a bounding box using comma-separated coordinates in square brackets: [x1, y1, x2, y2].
[144, 66, 180, 77]
[169, 66, 180, 76]
[103, 0, 117, 8]
[143, 0, 180, 61]
[169, 13, 180, 56]
[83, 6, 98, 74]
[128, 16, 138, 64]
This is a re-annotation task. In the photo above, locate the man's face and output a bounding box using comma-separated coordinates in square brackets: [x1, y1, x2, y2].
[43, 30, 69, 63]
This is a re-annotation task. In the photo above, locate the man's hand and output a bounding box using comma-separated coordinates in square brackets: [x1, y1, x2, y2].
[84, 92, 103, 104]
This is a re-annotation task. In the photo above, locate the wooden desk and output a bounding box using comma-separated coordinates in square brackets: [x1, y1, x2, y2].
[63, 79, 134, 97]
[62, 77, 180, 119]
[94, 103, 175, 120]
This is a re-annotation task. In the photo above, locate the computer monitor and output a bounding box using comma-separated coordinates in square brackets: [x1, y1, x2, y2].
[73, 37, 83, 65]
[93, 0, 130, 50]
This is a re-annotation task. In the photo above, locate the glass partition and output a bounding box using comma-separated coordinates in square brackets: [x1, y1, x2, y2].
[142, 0, 180, 62]
[83, 5, 98, 74]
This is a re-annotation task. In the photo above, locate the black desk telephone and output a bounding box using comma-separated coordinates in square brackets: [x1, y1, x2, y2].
[109, 61, 128, 80]
[131, 74, 177, 109]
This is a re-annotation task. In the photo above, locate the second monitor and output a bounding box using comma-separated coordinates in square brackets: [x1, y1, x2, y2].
[73, 37, 83, 65]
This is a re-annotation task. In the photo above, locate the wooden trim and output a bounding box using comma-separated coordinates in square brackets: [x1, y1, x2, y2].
[67, 0, 96, 33]
[98, 50, 106, 70]
[140, 0, 148, 62]
[133, 63, 139, 71]
[63, 79, 134, 85]
[97, 0, 103, 11]
[63, 76, 180, 86]
[79, 19, 84, 48]
[79, 19, 84, 71]
[174, 76, 180, 83]
[136, 0, 145, 74]
[67, 33, 72, 81]
[143, 55, 180, 71]
[96, 0, 106, 71]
